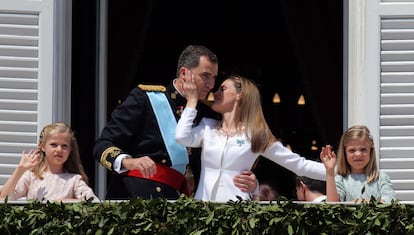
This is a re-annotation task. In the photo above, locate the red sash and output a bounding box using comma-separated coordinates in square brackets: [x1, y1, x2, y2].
[126, 163, 190, 196]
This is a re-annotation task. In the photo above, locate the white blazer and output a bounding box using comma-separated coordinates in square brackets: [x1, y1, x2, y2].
[176, 108, 326, 202]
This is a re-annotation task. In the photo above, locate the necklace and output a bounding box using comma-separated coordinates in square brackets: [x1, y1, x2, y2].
[216, 121, 245, 137]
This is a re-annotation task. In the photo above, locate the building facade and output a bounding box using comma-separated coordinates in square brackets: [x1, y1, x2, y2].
[0, 0, 413, 202]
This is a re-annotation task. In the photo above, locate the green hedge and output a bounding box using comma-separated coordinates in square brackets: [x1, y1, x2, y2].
[0, 195, 413, 235]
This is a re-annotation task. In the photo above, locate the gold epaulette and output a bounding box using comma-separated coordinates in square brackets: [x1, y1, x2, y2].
[138, 84, 166, 92]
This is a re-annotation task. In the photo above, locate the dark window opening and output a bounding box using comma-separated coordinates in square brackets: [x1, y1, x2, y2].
[72, 0, 343, 199]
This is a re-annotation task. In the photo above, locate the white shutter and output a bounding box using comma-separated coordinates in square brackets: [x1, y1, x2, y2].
[0, 12, 39, 185]
[380, 18, 414, 202]
[349, 0, 414, 203]
[0, 0, 58, 187]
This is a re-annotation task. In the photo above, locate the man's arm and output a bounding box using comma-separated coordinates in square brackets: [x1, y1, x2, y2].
[233, 170, 259, 194]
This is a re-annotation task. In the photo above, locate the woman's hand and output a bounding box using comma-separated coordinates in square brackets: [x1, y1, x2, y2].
[181, 69, 198, 108]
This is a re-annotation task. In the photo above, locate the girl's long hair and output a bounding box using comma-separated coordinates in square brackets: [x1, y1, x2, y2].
[32, 122, 89, 184]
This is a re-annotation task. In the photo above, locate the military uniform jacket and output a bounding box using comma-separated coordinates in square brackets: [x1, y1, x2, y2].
[93, 82, 219, 179]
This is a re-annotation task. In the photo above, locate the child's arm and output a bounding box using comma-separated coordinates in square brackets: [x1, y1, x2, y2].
[320, 145, 340, 202]
[379, 172, 397, 203]
[0, 149, 40, 198]
[71, 175, 99, 201]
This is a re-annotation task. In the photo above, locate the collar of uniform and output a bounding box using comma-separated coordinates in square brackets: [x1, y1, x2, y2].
[166, 82, 186, 106]
[172, 79, 185, 98]
[168, 79, 182, 100]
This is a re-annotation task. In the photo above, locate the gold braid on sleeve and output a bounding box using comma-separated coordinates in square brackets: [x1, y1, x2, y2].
[100, 147, 122, 170]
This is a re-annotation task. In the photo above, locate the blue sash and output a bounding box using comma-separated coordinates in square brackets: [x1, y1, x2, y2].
[146, 91, 188, 174]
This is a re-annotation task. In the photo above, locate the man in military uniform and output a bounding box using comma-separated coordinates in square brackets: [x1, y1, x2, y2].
[93, 45, 258, 199]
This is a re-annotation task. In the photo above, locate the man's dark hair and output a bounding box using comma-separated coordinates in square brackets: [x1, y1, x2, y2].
[176, 45, 218, 77]
[296, 176, 326, 195]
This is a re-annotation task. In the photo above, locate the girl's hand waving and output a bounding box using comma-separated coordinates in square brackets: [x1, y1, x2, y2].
[19, 149, 41, 171]
[320, 145, 336, 174]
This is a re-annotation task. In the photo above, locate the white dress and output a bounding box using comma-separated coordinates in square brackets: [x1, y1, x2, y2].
[175, 107, 326, 202]
[7, 171, 98, 201]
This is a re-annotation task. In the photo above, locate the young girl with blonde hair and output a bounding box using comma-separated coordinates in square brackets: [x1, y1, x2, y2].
[320, 125, 396, 203]
[0, 122, 98, 202]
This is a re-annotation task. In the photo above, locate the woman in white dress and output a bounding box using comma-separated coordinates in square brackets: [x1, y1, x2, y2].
[175, 72, 325, 202]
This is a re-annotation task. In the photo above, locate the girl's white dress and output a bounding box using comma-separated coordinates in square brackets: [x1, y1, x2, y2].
[7, 171, 98, 201]
[176, 108, 326, 202]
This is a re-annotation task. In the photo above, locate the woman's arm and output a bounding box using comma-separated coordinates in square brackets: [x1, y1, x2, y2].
[264, 141, 326, 181]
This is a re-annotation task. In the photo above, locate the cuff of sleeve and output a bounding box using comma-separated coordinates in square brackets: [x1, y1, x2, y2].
[249, 180, 260, 199]
[113, 154, 131, 173]
[183, 107, 197, 115]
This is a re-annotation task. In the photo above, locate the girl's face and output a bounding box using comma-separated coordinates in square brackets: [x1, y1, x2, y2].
[211, 79, 240, 113]
[41, 132, 71, 171]
[344, 140, 371, 174]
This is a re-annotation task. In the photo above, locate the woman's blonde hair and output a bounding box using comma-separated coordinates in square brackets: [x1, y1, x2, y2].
[32, 122, 89, 184]
[228, 75, 276, 153]
[336, 125, 379, 183]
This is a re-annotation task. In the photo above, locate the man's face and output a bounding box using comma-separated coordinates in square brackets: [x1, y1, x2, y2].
[190, 56, 218, 99]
